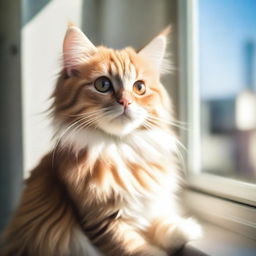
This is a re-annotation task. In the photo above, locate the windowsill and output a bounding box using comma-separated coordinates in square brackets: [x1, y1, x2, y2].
[176, 222, 256, 256]
[177, 189, 256, 256]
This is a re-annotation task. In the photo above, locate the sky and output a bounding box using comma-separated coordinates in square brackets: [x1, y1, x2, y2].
[199, 0, 256, 100]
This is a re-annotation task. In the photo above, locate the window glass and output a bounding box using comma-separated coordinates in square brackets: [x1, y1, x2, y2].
[199, 0, 256, 183]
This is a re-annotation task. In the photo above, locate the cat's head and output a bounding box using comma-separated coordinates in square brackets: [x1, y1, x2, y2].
[52, 26, 172, 137]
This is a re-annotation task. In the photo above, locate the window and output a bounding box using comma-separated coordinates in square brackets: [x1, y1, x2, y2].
[179, 0, 256, 209]
[199, 0, 256, 184]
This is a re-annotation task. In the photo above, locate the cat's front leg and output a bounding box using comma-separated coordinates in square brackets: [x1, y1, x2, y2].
[94, 219, 167, 256]
[146, 216, 202, 254]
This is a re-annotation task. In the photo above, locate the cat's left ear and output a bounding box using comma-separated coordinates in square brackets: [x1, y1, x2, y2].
[63, 25, 97, 77]
[138, 26, 171, 74]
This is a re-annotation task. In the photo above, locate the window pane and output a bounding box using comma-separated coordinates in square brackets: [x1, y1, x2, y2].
[199, 0, 256, 183]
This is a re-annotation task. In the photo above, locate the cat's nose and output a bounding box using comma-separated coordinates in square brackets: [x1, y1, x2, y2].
[118, 98, 132, 108]
[117, 91, 132, 108]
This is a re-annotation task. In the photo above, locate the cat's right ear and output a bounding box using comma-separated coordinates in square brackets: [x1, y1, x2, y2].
[63, 26, 97, 77]
[138, 26, 171, 74]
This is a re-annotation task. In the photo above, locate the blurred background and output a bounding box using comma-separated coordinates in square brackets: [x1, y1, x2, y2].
[199, 0, 256, 183]
[0, 0, 255, 249]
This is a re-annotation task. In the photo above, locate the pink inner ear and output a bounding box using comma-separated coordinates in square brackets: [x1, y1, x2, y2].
[66, 68, 80, 78]
[63, 26, 97, 76]
[138, 35, 167, 68]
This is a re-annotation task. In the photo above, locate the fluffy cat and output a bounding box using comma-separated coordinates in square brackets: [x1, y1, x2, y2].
[1, 26, 201, 256]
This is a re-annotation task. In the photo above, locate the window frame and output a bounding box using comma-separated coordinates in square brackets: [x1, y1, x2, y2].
[178, 0, 256, 207]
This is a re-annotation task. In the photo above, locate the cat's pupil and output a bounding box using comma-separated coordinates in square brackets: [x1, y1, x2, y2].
[102, 80, 109, 88]
[137, 83, 143, 91]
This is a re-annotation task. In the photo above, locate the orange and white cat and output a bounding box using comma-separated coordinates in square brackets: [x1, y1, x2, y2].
[1, 26, 201, 256]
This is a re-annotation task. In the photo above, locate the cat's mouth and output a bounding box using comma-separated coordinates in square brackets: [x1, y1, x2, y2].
[91, 102, 149, 136]
[118, 108, 133, 120]
[107, 105, 134, 122]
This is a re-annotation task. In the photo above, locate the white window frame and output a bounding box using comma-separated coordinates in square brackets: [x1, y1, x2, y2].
[178, 0, 256, 223]
[178, 0, 256, 206]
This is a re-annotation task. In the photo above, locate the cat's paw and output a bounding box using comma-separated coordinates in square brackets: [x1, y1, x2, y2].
[148, 217, 202, 254]
[178, 218, 203, 241]
[163, 217, 203, 253]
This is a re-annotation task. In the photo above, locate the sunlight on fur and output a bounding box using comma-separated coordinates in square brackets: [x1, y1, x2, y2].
[1, 25, 202, 256]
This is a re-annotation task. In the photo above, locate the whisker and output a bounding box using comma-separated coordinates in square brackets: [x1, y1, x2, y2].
[51, 110, 104, 165]
[143, 120, 155, 131]
[52, 118, 86, 167]
[174, 145, 186, 173]
[64, 107, 110, 118]
[174, 138, 187, 152]
[146, 115, 188, 131]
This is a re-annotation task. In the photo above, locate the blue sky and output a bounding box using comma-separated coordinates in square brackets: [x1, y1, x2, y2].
[199, 0, 256, 99]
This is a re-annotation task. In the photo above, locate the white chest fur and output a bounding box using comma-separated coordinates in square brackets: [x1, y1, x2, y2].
[59, 127, 181, 254]
[58, 126, 179, 213]
[58, 126, 177, 164]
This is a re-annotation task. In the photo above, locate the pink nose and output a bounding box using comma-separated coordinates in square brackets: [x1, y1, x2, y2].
[117, 91, 132, 108]
[117, 97, 132, 108]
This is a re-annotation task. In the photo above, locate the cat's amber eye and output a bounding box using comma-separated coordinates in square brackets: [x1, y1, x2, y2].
[94, 77, 112, 93]
[133, 81, 146, 95]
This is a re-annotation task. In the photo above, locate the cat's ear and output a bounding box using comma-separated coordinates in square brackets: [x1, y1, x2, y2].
[63, 25, 97, 76]
[138, 26, 171, 74]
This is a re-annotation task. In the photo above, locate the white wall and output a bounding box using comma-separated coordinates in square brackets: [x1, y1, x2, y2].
[22, 0, 82, 176]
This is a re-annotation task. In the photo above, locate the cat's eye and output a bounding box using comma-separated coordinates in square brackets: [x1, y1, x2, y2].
[133, 81, 146, 95]
[94, 77, 112, 93]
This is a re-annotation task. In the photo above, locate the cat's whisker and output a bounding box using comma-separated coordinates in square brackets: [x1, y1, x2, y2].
[149, 115, 188, 126]
[174, 146, 186, 173]
[146, 115, 188, 131]
[52, 118, 86, 167]
[103, 110, 125, 121]
[79, 117, 101, 129]
[174, 138, 187, 152]
[142, 120, 155, 131]
[71, 115, 101, 132]
[52, 112, 102, 166]
[77, 119, 99, 132]
[171, 120, 188, 125]
[66, 107, 113, 118]
[70, 112, 106, 134]
[146, 114, 175, 124]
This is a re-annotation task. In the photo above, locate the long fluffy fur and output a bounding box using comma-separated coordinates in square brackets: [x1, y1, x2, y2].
[1, 26, 201, 256]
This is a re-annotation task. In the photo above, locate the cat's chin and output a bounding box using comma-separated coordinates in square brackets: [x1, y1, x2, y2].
[96, 107, 147, 137]
[97, 116, 144, 136]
